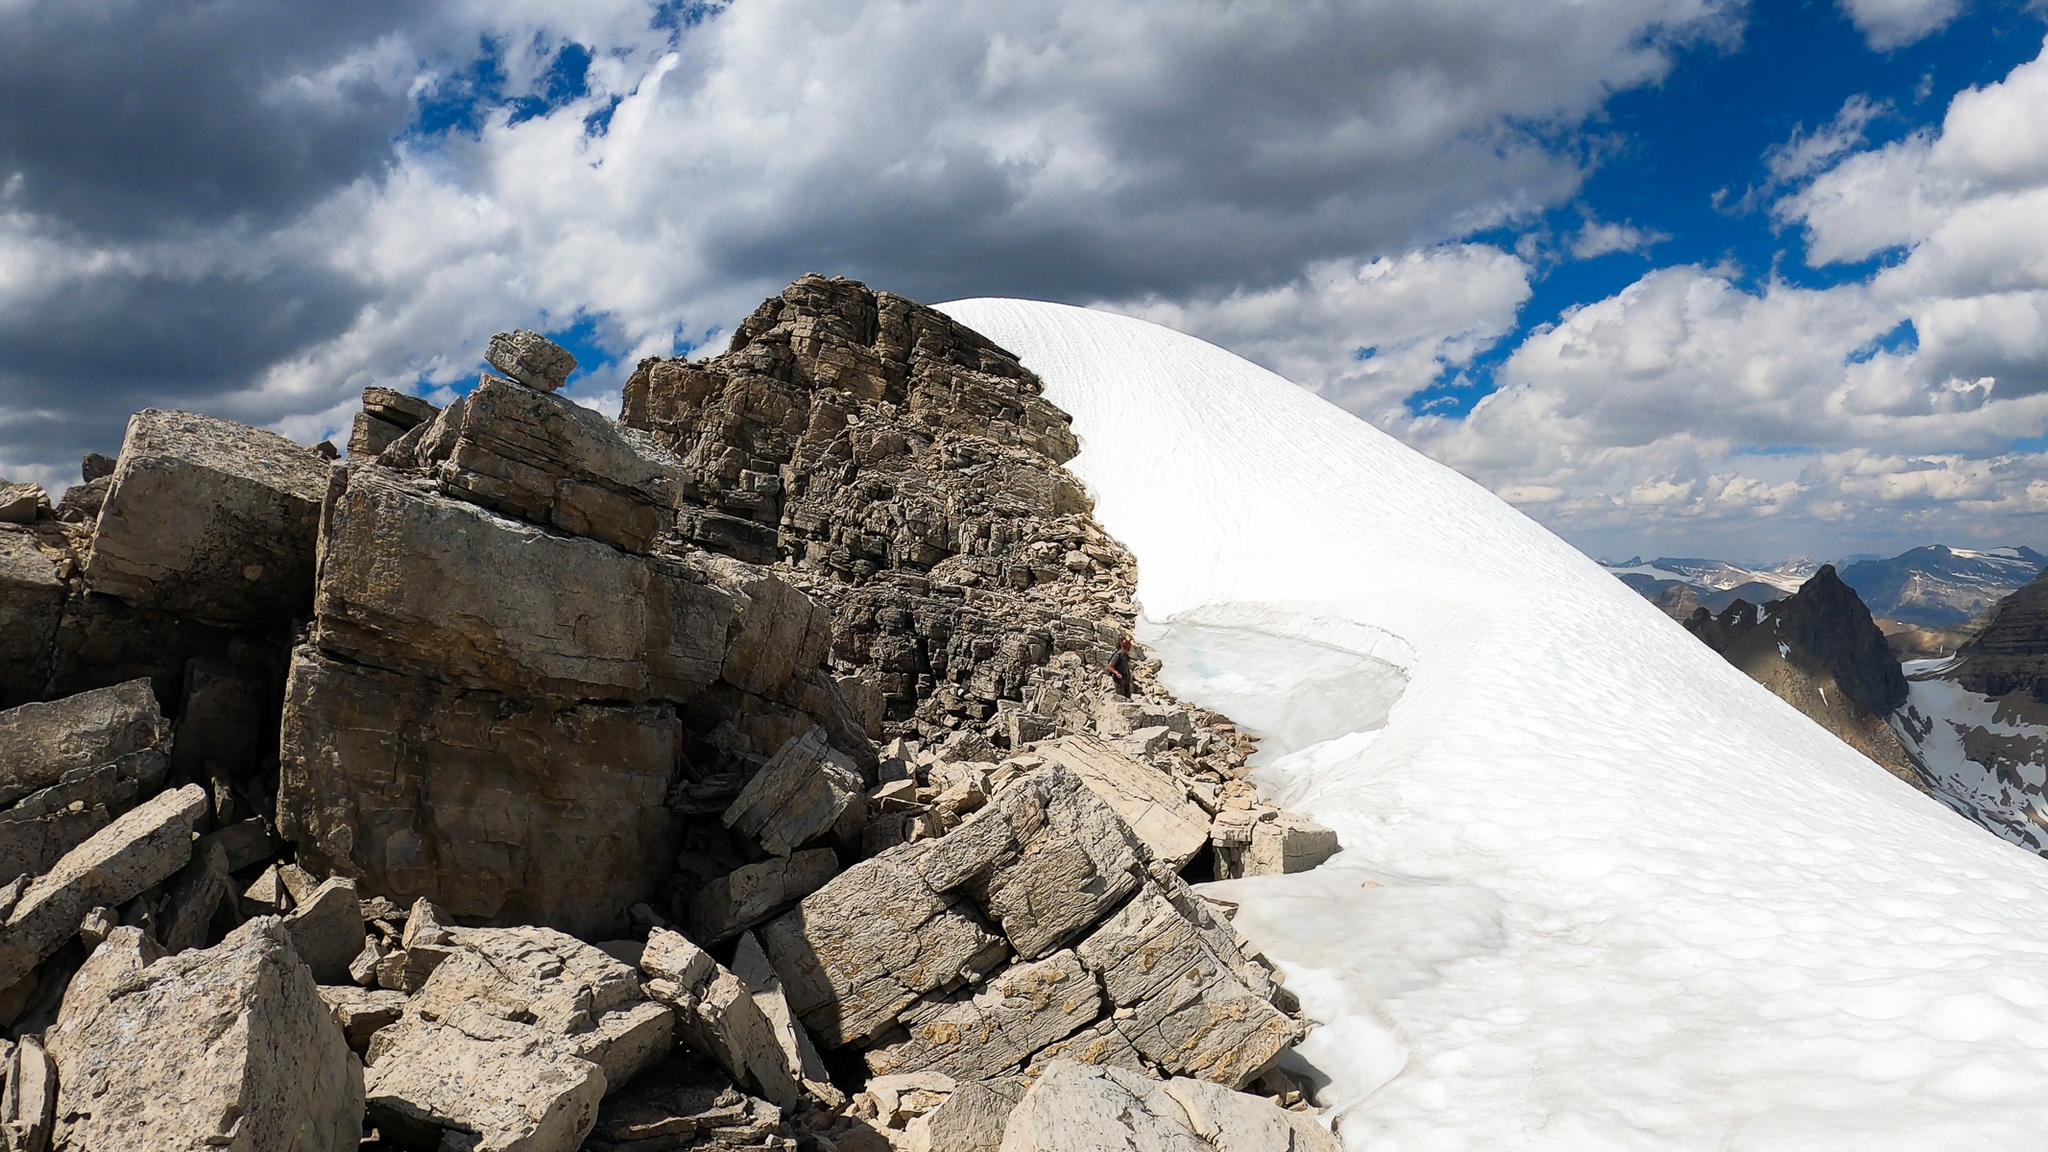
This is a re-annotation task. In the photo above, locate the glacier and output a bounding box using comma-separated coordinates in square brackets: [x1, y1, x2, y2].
[939, 298, 2048, 1151]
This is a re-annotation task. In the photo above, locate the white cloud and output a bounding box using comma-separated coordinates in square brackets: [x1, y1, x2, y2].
[1570, 218, 1672, 259]
[1838, 0, 1970, 50]
[1764, 94, 1887, 184]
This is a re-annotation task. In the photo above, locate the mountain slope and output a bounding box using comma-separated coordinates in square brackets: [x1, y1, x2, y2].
[1839, 544, 2047, 628]
[942, 298, 2048, 1150]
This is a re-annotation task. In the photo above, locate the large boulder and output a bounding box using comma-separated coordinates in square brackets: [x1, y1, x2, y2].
[0, 784, 207, 990]
[0, 678, 169, 808]
[1037, 734, 1209, 870]
[0, 748, 167, 881]
[997, 1062, 1337, 1152]
[364, 1003, 604, 1152]
[277, 646, 679, 938]
[0, 528, 62, 708]
[83, 409, 330, 626]
[864, 950, 1102, 1081]
[44, 918, 364, 1151]
[722, 728, 862, 857]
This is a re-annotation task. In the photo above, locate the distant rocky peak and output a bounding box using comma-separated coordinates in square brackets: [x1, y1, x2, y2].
[1950, 567, 2048, 700]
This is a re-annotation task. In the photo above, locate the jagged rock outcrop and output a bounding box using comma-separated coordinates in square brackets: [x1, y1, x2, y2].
[1948, 568, 2048, 700]
[1685, 566, 1922, 790]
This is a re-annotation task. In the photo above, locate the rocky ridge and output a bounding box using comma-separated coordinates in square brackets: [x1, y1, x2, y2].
[0, 281, 1343, 1150]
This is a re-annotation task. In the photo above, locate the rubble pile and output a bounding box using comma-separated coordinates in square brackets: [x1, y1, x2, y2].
[0, 277, 1347, 1150]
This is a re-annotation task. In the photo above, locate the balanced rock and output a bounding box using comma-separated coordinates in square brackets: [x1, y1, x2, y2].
[0, 483, 48, 525]
[44, 918, 364, 1151]
[486, 330, 579, 393]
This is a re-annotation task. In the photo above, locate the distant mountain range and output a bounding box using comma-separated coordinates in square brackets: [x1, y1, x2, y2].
[1604, 545, 2048, 629]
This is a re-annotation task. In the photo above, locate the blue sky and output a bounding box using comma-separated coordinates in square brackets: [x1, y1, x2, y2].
[5, 0, 2048, 564]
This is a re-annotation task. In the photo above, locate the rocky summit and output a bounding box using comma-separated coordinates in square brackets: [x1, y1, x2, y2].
[0, 275, 1342, 1151]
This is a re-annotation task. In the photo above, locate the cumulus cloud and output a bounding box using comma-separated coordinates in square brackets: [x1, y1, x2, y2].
[1569, 218, 1672, 259]
[0, 0, 1738, 486]
[1837, 0, 1969, 50]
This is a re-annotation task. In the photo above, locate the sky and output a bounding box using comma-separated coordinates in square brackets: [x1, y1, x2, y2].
[3, 0, 2047, 565]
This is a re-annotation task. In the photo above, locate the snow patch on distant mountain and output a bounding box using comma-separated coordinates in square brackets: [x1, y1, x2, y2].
[943, 296, 2048, 1150]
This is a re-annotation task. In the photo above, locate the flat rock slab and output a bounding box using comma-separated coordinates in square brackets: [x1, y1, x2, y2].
[277, 646, 678, 938]
[318, 984, 407, 1052]
[585, 1053, 790, 1152]
[723, 727, 862, 857]
[44, 918, 364, 1152]
[865, 950, 1101, 1081]
[687, 848, 839, 944]
[285, 877, 366, 985]
[0, 783, 206, 989]
[1039, 734, 1209, 869]
[997, 1061, 1336, 1152]
[365, 1004, 604, 1152]
[0, 677, 168, 808]
[84, 408, 329, 625]
[0, 748, 166, 881]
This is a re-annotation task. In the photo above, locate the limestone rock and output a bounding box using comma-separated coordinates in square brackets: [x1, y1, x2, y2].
[865, 950, 1101, 1081]
[1239, 813, 1340, 877]
[730, 932, 842, 1108]
[486, 330, 579, 392]
[723, 728, 863, 857]
[0, 784, 206, 990]
[0, 749, 166, 882]
[364, 1004, 604, 1152]
[438, 375, 687, 554]
[966, 765, 1149, 960]
[903, 1078, 1025, 1152]
[283, 877, 366, 985]
[1, 1033, 55, 1152]
[318, 984, 406, 1052]
[0, 483, 47, 525]
[0, 530, 62, 709]
[568, 999, 677, 1094]
[309, 467, 733, 703]
[1021, 1019, 1146, 1077]
[348, 411, 407, 460]
[1038, 734, 1208, 868]
[411, 926, 642, 1033]
[758, 852, 1007, 1048]
[277, 646, 679, 938]
[644, 929, 811, 1112]
[240, 863, 288, 917]
[159, 837, 230, 954]
[585, 1053, 792, 1152]
[52, 477, 109, 525]
[687, 848, 840, 945]
[998, 1061, 1333, 1152]
[203, 817, 280, 873]
[83, 409, 329, 626]
[44, 918, 364, 1151]
[0, 678, 169, 809]
[362, 387, 439, 431]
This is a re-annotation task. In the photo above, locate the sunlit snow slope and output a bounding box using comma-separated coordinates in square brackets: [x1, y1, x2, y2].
[939, 298, 2048, 1152]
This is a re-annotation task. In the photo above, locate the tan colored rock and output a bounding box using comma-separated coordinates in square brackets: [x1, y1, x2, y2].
[1, 1033, 55, 1152]
[348, 411, 408, 459]
[83, 409, 330, 626]
[0, 483, 46, 525]
[643, 928, 815, 1113]
[45, 918, 364, 1151]
[201, 817, 280, 873]
[364, 1003, 604, 1152]
[0, 678, 169, 808]
[903, 1078, 1026, 1152]
[412, 926, 641, 1032]
[349, 939, 384, 987]
[1021, 1020, 1146, 1078]
[0, 749, 166, 882]
[159, 837, 230, 954]
[0, 530, 62, 709]
[277, 646, 680, 938]
[0, 784, 206, 990]
[865, 950, 1102, 1081]
[758, 851, 1007, 1048]
[438, 375, 686, 554]
[284, 877, 366, 985]
[317, 984, 406, 1052]
[688, 849, 839, 944]
[641, 926, 716, 988]
[568, 999, 677, 1094]
[584, 1057, 791, 1151]
[723, 728, 863, 857]
[1158, 1076, 1339, 1152]
[1240, 812, 1340, 876]
[240, 862, 288, 917]
[997, 1062, 1204, 1152]
[1038, 735, 1208, 869]
[362, 386, 439, 430]
[731, 932, 842, 1108]
[968, 765, 1148, 960]
[486, 330, 578, 393]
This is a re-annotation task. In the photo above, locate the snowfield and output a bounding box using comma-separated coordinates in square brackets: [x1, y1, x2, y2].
[939, 298, 2048, 1151]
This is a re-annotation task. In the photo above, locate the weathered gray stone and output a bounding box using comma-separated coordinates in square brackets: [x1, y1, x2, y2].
[641, 926, 716, 989]
[0, 678, 168, 809]
[0, 784, 205, 990]
[159, 837, 230, 954]
[0, 1033, 55, 1152]
[731, 932, 842, 1108]
[970, 765, 1148, 960]
[0, 484, 47, 525]
[348, 411, 408, 460]
[438, 375, 687, 554]
[52, 476, 109, 524]
[0, 749, 165, 882]
[723, 728, 863, 857]
[568, 999, 677, 1094]
[277, 645, 679, 938]
[758, 851, 1007, 1048]
[1157, 1076, 1340, 1152]
[411, 926, 642, 1033]
[486, 330, 579, 392]
[1022, 1019, 1146, 1078]
[1076, 887, 1297, 1088]
[349, 939, 384, 987]
[365, 1003, 604, 1152]
[240, 862, 288, 917]
[44, 918, 364, 1151]
[0, 530, 62, 709]
[317, 983, 406, 1052]
[1238, 812, 1341, 877]
[865, 950, 1101, 1081]
[83, 409, 330, 625]
[310, 466, 735, 703]
[687, 849, 839, 944]
[997, 1062, 1204, 1152]
[1039, 735, 1208, 868]
[584, 1056, 791, 1152]
[202, 817, 280, 873]
[904, 1078, 1026, 1152]
[362, 386, 439, 431]
[284, 877, 366, 985]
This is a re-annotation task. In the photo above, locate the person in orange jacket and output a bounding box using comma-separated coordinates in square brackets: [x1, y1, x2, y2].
[1106, 636, 1133, 698]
